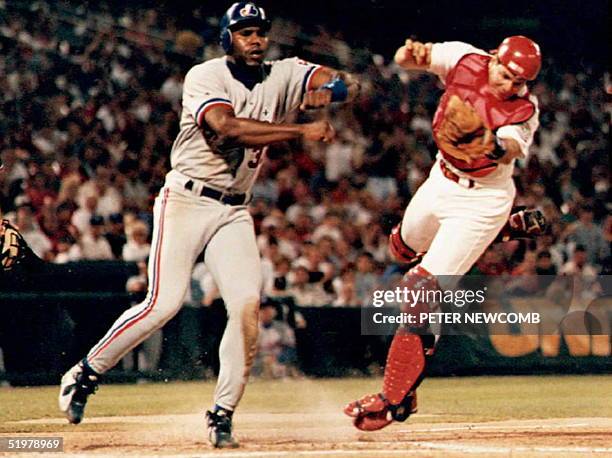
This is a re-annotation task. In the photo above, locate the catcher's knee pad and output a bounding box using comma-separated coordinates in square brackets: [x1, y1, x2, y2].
[398, 265, 441, 328]
[389, 224, 424, 267]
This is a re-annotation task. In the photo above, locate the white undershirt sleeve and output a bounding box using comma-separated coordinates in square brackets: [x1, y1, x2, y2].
[496, 94, 540, 158]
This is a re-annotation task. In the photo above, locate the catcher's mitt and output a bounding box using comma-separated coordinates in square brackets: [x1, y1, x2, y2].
[435, 95, 495, 163]
[1, 219, 33, 271]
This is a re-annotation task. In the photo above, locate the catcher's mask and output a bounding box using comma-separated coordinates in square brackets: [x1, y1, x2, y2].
[219, 2, 271, 54]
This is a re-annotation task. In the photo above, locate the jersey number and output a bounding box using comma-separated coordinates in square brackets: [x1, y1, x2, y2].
[247, 148, 264, 168]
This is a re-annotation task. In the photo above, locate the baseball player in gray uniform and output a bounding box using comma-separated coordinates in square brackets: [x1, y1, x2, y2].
[59, 2, 359, 448]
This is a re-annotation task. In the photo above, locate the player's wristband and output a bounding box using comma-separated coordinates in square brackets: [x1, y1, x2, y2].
[321, 77, 348, 102]
[486, 135, 506, 160]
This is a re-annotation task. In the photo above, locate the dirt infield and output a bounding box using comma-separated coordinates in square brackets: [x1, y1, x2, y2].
[3, 377, 611, 457]
[12, 413, 612, 457]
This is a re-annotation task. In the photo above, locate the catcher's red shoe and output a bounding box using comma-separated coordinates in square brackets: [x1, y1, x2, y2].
[343, 391, 418, 431]
[344, 393, 392, 431]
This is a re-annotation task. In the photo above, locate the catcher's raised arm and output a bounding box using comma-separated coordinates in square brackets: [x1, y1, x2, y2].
[394, 39, 433, 70]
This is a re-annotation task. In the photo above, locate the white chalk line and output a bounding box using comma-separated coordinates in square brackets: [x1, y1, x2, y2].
[53, 452, 420, 458]
[13, 412, 443, 425]
[413, 441, 612, 454]
[52, 443, 612, 458]
[396, 422, 589, 433]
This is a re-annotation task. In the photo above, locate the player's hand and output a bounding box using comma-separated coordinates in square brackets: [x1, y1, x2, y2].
[300, 89, 333, 111]
[394, 39, 432, 67]
[302, 120, 335, 143]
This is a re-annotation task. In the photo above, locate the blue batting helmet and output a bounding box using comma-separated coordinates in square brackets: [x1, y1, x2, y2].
[219, 2, 271, 53]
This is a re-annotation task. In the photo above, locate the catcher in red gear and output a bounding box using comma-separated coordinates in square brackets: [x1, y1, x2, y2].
[345, 35, 543, 432]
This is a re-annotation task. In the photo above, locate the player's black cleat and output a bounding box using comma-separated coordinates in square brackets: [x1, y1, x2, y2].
[206, 408, 238, 448]
[390, 390, 418, 422]
[58, 360, 99, 424]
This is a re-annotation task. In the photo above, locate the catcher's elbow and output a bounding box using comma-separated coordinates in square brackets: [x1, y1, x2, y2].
[499, 139, 523, 163]
[500, 151, 523, 164]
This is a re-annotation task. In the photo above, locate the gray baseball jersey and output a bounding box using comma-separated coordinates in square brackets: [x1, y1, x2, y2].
[171, 56, 322, 194]
[70, 55, 327, 419]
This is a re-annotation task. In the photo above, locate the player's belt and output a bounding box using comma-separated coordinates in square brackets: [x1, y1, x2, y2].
[439, 161, 475, 189]
[184, 180, 249, 205]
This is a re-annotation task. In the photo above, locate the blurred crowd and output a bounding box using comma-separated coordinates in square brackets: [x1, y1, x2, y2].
[1, 1, 610, 314]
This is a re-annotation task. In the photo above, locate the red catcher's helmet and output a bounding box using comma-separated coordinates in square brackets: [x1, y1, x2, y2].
[496, 36, 542, 80]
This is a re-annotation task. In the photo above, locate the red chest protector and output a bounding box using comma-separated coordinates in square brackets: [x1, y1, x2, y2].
[432, 54, 535, 177]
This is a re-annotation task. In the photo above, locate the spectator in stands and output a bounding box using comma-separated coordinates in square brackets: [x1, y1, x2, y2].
[363, 130, 400, 201]
[14, 203, 53, 260]
[294, 241, 334, 282]
[88, 166, 123, 219]
[56, 174, 81, 212]
[269, 256, 292, 297]
[559, 245, 602, 303]
[80, 215, 113, 260]
[116, 159, 149, 212]
[566, 204, 609, 266]
[312, 211, 343, 242]
[25, 172, 56, 211]
[54, 235, 83, 264]
[536, 251, 557, 276]
[287, 265, 330, 307]
[253, 302, 298, 378]
[276, 224, 300, 260]
[535, 250, 557, 289]
[160, 67, 183, 110]
[561, 245, 598, 278]
[332, 267, 359, 306]
[361, 222, 388, 263]
[55, 202, 79, 240]
[71, 193, 98, 236]
[507, 250, 540, 295]
[475, 245, 509, 275]
[105, 213, 127, 259]
[512, 250, 538, 276]
[354, 252, 378, 305]
[122, 219, 151, 262]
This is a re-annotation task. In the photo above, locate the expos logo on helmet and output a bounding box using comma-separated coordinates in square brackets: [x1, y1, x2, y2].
[219, 2, 271, 53]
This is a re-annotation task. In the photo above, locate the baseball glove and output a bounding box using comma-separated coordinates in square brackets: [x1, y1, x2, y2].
[435, 95, 495, 163]
[0, 219, 34, 271]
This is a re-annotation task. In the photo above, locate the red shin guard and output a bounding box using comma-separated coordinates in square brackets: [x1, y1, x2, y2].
[383, 266, 439, 405]
[344, 266, 438, 431]
[382, 330, 425, 405]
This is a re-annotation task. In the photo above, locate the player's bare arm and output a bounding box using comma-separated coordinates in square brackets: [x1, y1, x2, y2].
[488, 137, 523, 164]
[204, 105, 335, 147]
[300, 67, 361, 110]
[394, 39, 433, 70]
